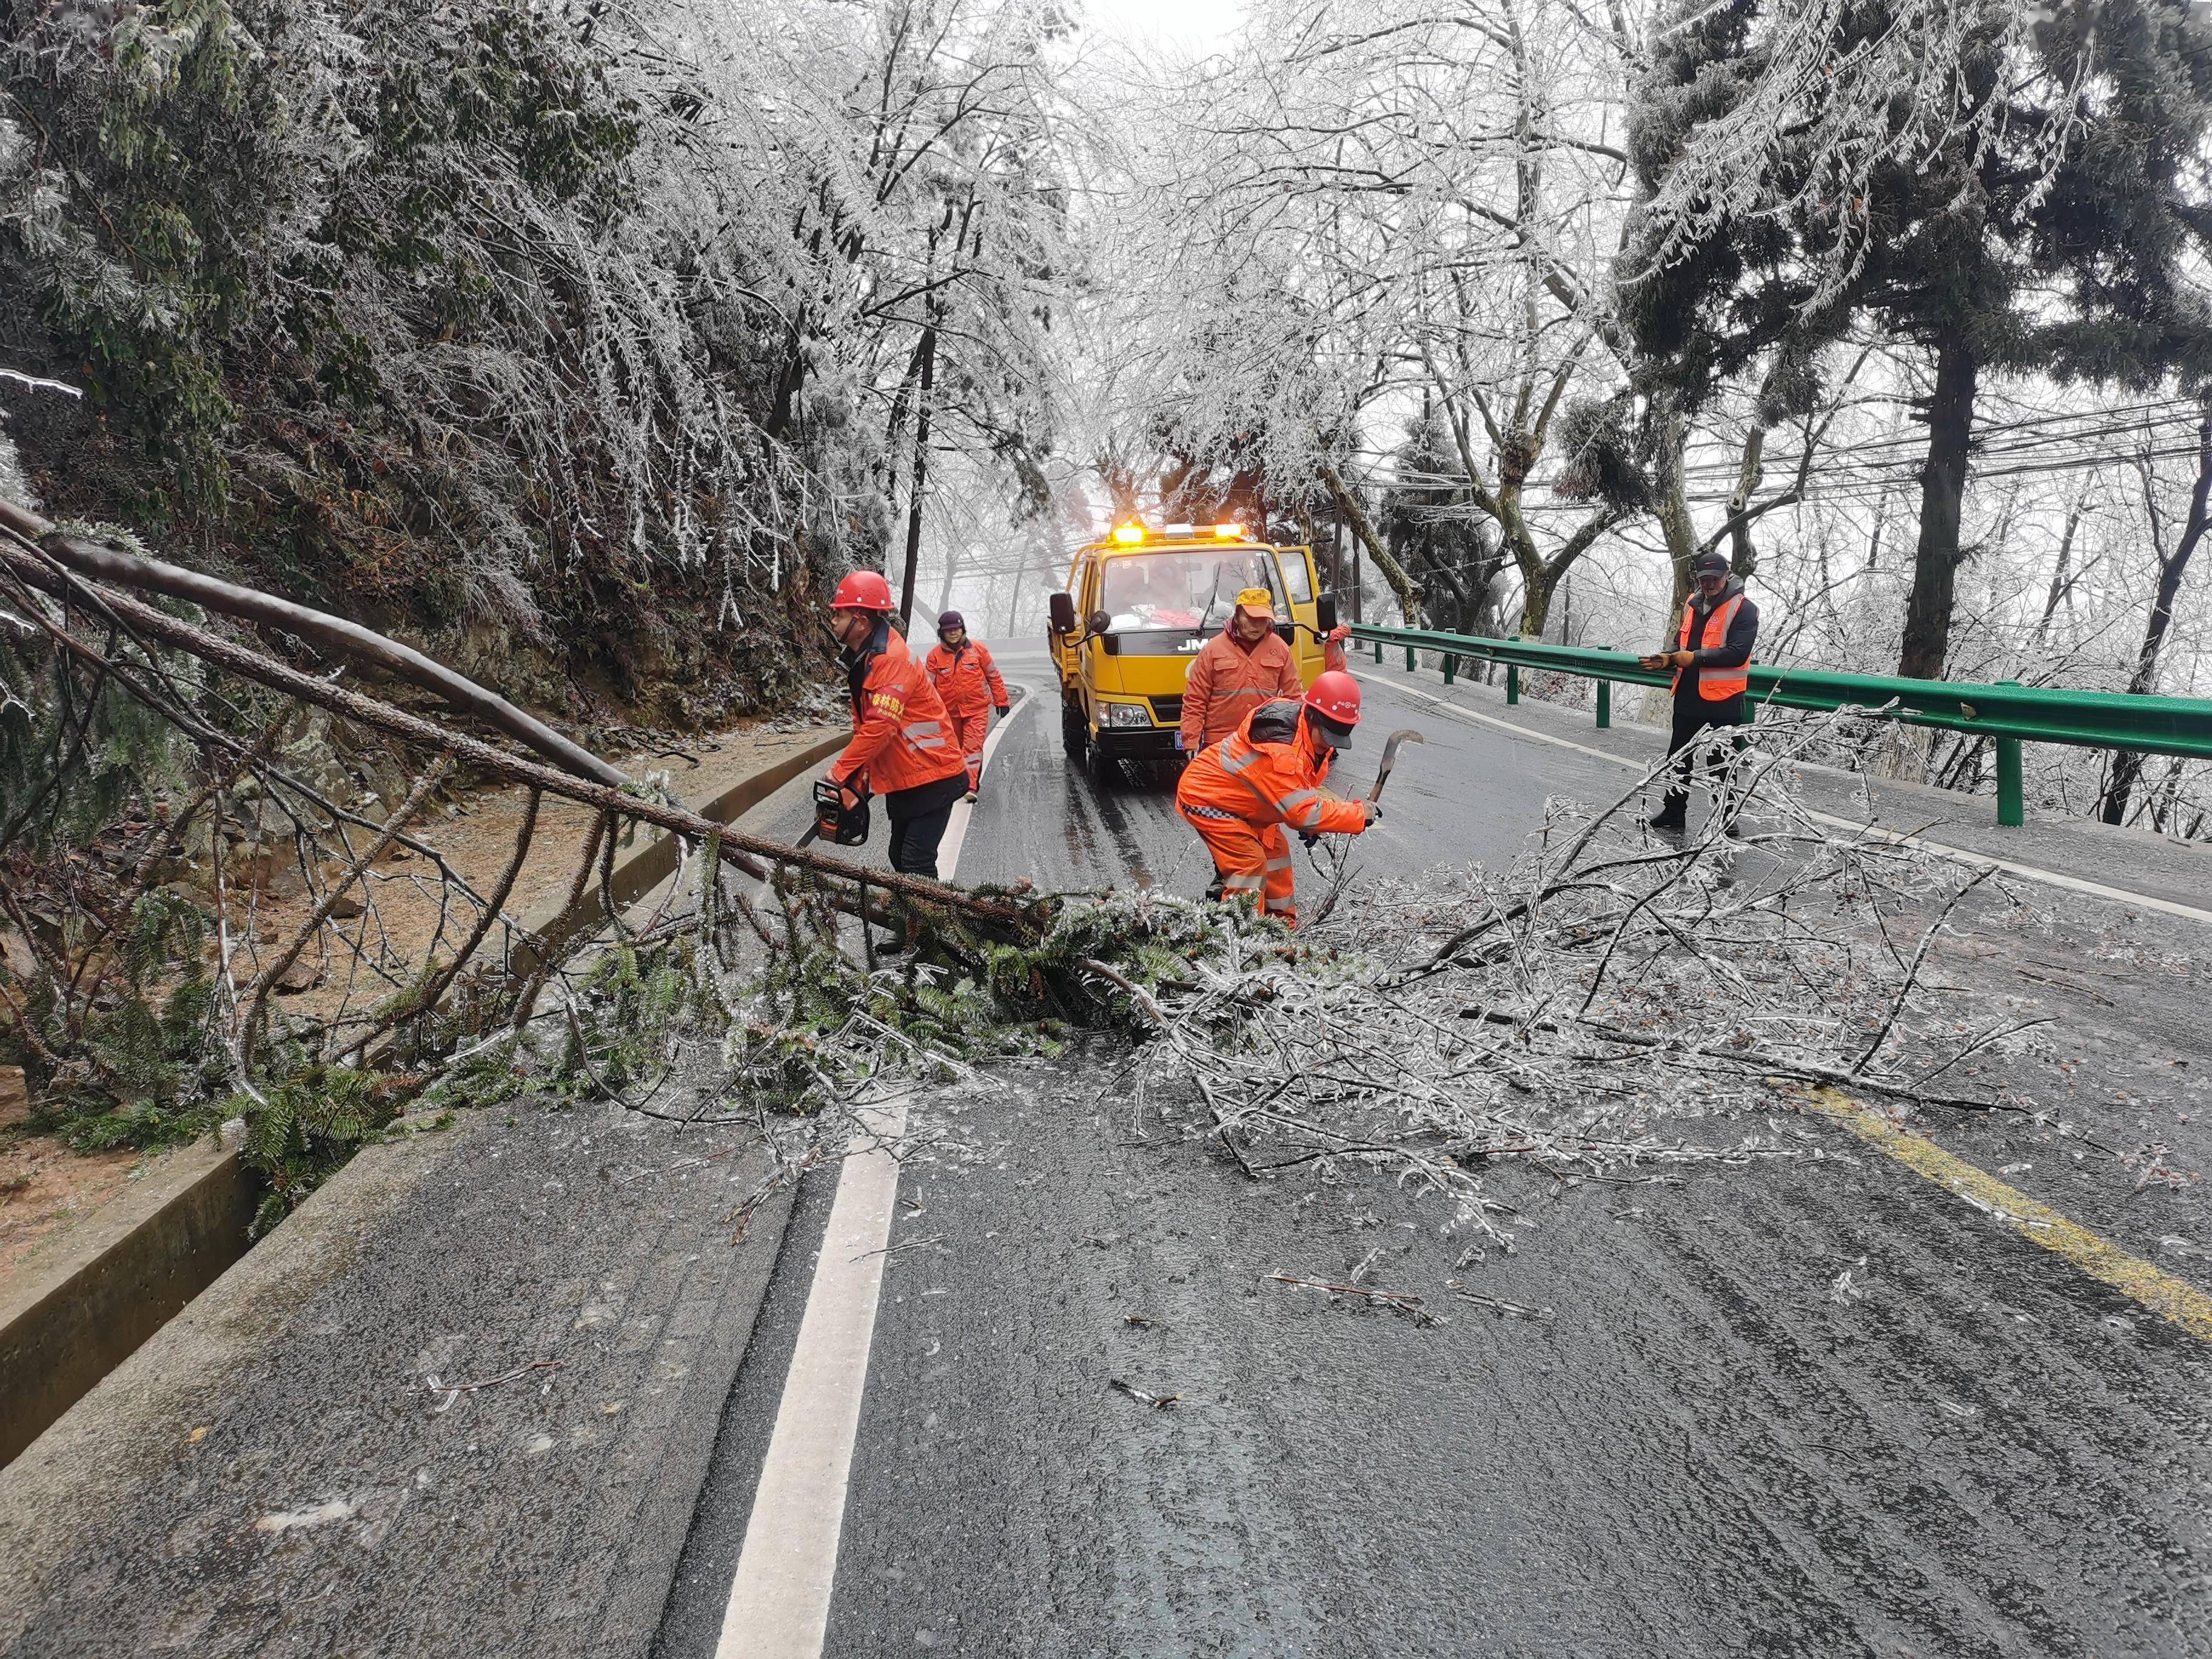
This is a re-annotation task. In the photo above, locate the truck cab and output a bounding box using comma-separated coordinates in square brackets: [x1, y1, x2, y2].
[1047, 523, 1336, 776]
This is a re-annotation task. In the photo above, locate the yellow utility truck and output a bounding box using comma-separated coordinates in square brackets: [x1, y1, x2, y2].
[1047, 522, 1337, 777]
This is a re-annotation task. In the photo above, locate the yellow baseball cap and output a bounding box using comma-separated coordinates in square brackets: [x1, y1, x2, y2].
[1233, 586, 1276, 620]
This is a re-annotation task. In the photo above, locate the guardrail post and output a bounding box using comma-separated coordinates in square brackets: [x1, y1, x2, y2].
[1996, 736, 2024, 827]
[1406, 643, 1417, 672]
[1443, 652, 1456, 685]
[1373, 638, 1383, 665]
[1595, 678, 1609, 729]
[1506, 663, 1520, 706]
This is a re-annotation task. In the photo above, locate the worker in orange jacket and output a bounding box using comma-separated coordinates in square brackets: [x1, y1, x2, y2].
[1178, 587, 1351, 754]
[923, 611, 1010, 802]
[1175, 670, 1376, 926]
[821, 572, 970, 878]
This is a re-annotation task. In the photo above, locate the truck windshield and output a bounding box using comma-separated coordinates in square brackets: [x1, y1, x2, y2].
[1099, 549, 1284, 635]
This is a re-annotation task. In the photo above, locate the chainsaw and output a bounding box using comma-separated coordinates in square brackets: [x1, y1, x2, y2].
[802, 779, 871, 848]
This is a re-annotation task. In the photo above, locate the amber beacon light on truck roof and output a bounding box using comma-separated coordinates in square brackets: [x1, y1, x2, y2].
[1107, 521, 1246, 545]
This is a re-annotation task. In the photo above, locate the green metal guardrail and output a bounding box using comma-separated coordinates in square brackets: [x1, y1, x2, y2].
[1348, 622, 2212, 828]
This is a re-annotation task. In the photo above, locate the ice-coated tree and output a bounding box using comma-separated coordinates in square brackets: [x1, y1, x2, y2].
[1623, 0, 2212, 680]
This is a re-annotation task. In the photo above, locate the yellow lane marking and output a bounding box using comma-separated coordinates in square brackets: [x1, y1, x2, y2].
[1804, 1088, 2212, 1342]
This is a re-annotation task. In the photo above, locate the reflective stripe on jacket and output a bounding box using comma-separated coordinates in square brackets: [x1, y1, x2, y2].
[1175, 699, 1368, 837]
[830, 626, 970, 794]
[1675, 592, 1750, 701]
[923, 639, 1010, 716]
[1181, 630, 1303, 750]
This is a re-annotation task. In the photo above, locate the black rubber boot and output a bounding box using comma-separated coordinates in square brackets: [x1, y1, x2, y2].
[1643, 809, 1687, 834]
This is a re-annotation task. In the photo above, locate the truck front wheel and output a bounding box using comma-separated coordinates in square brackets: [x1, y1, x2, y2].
[1061, 698, 1089, 760]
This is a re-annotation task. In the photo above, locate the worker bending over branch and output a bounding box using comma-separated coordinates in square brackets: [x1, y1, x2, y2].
[1175, 670, 1376, 927]
[1640, 548, 1760, 834]
[923, 610, 1010, 802]
[1179, 586, 1350, 753]
[820, 571, 970, 878]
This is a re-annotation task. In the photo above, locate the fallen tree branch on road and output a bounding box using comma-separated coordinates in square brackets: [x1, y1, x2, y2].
[0, 504, 2103, 1258]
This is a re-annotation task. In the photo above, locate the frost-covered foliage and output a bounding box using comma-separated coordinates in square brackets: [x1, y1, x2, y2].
[562, 709, 2083, 1253]
[0, 0, 1072, 721]
[1067, 0, 1654, 629]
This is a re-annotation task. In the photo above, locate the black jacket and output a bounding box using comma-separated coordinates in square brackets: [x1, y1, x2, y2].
[1674, 577, 1758, 697]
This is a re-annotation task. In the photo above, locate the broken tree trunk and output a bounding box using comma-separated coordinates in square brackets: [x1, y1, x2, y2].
[0, 496, 629, 789]
[0, 532, 1030, 933]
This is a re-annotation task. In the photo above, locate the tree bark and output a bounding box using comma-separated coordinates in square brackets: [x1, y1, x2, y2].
[0, 541, 1026, 923]
[1726, 424, 1766, 575]
[1319, 463, 1421, 623]
[2033, 484, 2090, 645]
[897, 313, 938, 634]
[1651, 409, 1697, 642]
[1518, 561, 1556, 640]
[933, 543, 959, 620]
[2100, 404, 2211, 825]
[1899, 337, 1978, 681]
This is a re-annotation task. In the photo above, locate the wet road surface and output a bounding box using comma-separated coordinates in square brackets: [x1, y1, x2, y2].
[659, 646, 2212, 1658]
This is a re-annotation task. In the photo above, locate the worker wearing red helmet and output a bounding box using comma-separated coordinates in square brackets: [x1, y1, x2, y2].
[822, 571, 970, 878]
[1173, 669, 1376, 926]
[922, 610, 1010, 802]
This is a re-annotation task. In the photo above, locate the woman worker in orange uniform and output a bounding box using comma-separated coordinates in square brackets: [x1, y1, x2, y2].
[923, 611, 1010, 802]
[1174, 670, 1376, 926]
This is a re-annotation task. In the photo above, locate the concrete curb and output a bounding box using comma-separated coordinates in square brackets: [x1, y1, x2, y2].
[509, 731, 846, 979]
[0, 727, 843, 1480]
[0, 1141, 256, 1469]
[0, 724, 848, 1653]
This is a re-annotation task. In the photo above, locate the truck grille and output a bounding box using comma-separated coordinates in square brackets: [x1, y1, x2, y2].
[1148, 695, 1184, 726]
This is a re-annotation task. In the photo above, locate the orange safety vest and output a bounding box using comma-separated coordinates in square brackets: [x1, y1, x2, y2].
[1675, 593, 1749, 702]
[829, 627, 970, 795]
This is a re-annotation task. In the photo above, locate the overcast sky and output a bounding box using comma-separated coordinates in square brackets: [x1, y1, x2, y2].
[1086, 0, 1245, 50]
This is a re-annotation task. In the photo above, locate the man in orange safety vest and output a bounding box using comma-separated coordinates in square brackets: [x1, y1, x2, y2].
[1174, 670, 1376, 926]
[1639, 548, 1761, 834]
[820, 571, 970, 878]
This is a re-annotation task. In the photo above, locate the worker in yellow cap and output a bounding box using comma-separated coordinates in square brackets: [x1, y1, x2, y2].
[1178, 587, 1347, 754]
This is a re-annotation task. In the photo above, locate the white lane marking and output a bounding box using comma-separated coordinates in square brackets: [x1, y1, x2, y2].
[934, 684, 1031, 882]
[713, 688, 1031, 1659]
[1353, 666, 2212, 928]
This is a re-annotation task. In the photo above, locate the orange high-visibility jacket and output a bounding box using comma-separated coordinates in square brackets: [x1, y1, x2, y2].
[1179, 630, 1348, 749]
[923, 639, 1010, 716]
[1176, 699, 1369, 837]
[1181, 630, 1303, 750]
[1673, 590, 1751, 701]
[830, 626, 969, 795]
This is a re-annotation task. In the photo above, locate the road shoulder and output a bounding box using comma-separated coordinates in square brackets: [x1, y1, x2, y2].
[0, 1099, 797, 1657]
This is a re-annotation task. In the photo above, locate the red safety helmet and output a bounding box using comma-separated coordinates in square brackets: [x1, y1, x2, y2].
[1302, 670, 1361, 750]
[830, 570, 895, 612]
[1304, 671, 1361, 726]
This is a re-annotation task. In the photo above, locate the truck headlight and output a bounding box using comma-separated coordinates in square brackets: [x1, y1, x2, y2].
[1098, 700, 1153, 729]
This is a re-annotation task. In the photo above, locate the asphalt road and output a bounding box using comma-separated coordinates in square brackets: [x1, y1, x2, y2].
[659, 645, 2212, 1658]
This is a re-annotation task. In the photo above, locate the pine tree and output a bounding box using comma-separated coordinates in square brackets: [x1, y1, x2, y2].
[1381, 414, 1508, 638]
[1621, 0, 2212, 680]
